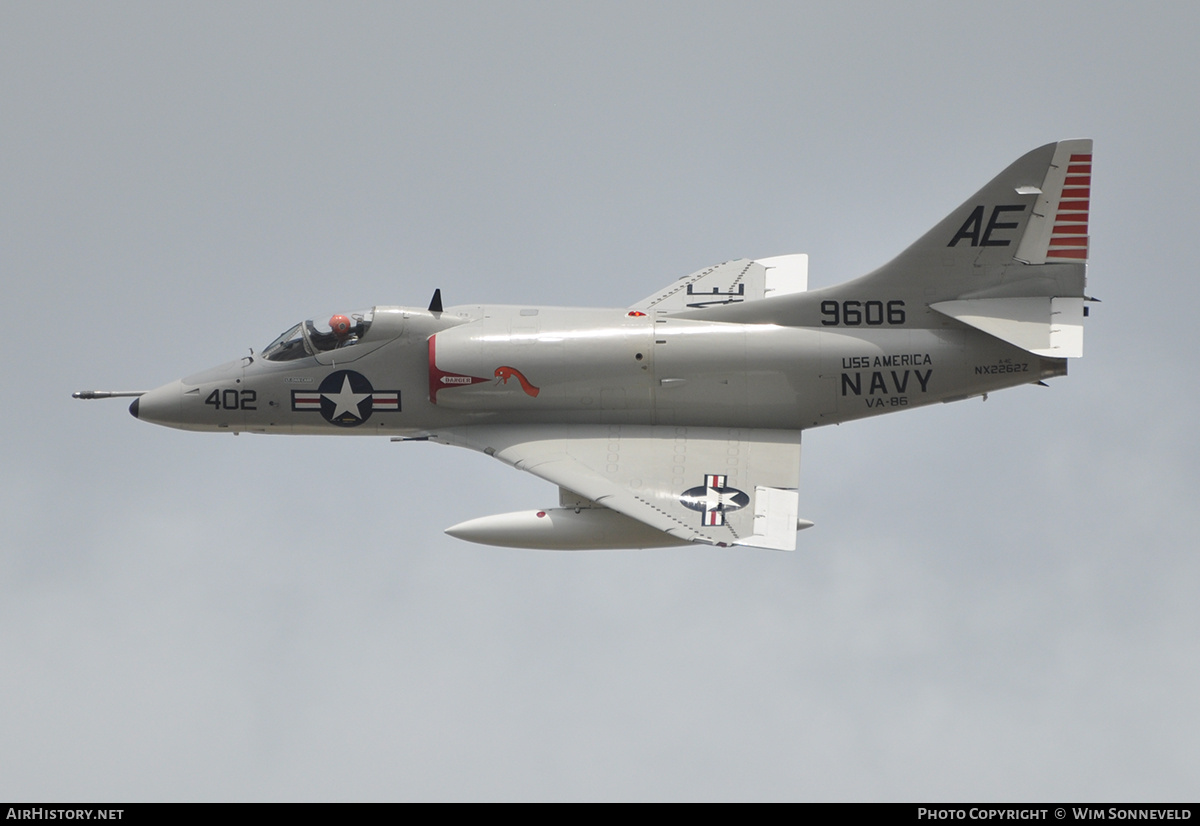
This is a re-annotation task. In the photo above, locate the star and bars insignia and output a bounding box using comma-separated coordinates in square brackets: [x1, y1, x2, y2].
[678, 473, 750, 527]
[291, 370, 400, 427]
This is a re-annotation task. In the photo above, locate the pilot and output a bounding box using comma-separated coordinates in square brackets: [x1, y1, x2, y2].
[329, 314, 358, 347]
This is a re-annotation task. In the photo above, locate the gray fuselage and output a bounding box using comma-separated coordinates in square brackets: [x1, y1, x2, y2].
[131, 304, 1065, 435]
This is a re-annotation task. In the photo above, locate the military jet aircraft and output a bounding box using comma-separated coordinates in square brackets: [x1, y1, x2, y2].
[76, 140, 1094, 551]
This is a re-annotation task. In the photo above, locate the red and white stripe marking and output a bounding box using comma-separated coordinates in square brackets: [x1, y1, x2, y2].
[1047, 153, 1090, 261]
[293, 392, 322, 410]
[371, 393, 399, 411]
[703, 474, 729, 526]
[293, 391, 399, 411]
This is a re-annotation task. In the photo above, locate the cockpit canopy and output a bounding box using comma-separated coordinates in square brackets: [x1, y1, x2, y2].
[262, 309, 375, 362]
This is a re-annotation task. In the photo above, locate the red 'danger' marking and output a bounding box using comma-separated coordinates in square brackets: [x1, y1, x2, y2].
[427, 335, 489, 403]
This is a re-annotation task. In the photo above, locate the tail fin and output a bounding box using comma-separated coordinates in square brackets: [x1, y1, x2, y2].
[679, 140, 1093, 357]
[828, 139, 1092, 306]
[918, 139, 1092, 358]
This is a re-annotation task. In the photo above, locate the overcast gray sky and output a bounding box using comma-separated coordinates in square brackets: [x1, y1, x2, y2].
[3, 0, 1198, 801]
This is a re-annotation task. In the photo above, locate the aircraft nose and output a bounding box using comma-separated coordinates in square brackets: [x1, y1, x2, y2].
[131, 380, 185, 428]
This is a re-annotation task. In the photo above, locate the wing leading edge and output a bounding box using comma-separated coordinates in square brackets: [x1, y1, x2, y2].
[432, 425, 805, 550]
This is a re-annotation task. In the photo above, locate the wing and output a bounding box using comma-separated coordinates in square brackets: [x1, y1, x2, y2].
[432, 425, 805, 550]
[631, 254, 808, 314]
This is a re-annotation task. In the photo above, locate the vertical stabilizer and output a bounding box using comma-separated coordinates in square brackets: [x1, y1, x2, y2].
[842, 139, 1092, 304]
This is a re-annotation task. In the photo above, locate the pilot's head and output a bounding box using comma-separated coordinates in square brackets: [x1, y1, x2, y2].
[329, 314, 353, 339]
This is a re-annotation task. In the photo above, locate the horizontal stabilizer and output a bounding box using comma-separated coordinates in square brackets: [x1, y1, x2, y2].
[930, 297, 1085, 358]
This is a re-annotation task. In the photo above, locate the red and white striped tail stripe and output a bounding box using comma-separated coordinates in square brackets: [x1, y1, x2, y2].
[1047, 153, 1090, 261]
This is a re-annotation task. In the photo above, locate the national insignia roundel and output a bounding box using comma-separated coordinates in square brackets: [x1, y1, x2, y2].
[678, 474, 749, 527]
[290, 370, 401, 427]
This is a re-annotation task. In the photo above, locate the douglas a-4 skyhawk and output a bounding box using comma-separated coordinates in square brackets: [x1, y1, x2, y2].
[77, 141, 1095, 550]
